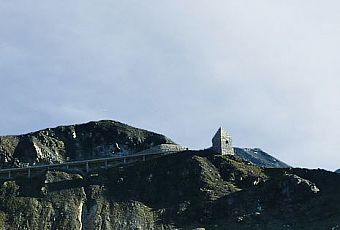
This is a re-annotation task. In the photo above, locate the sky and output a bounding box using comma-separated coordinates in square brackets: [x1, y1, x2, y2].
[1, 1, 340, 170]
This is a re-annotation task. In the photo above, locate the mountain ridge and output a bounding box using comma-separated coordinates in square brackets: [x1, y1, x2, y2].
[0, 120, 289, 169]
[0, 120, 339, 229]
[0, 120, 174, 168]
[234, 147, 290, 168]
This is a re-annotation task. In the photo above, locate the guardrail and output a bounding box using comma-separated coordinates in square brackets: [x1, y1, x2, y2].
[0, 150, 178, 180]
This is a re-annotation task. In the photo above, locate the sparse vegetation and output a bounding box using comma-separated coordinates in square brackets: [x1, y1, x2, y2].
[0, 150, 338, 229]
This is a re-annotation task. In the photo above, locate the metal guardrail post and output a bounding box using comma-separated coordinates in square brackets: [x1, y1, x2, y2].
[8, 171, 11, 179]
[86, 162, 89, 173]
[123, 158, 126, 164]
[143, 155, 146, 161]
[28, 168, 31, 178]
[105, 160, 108, 169]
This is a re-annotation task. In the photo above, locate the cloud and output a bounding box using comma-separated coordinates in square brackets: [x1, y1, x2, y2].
[1, 1, 340, 170]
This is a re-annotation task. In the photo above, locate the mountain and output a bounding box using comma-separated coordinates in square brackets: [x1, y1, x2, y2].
[0, 150, 339, 229]
[0, 121, 339, 229]
[234, 148, 290, 168]
[0, 120, 290, 169]
[0, 120, 174, 168]
[336, 169, 340, 174]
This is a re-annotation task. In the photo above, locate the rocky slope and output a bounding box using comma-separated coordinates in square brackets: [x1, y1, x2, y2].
[0, 120, 290, 170]
[234, 148, 290, 168]
[0, 150, 339, 229]
[0, 120, 174, 168]
[336, 169, 340, 174]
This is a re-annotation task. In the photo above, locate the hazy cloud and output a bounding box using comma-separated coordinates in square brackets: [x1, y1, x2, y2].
[1, 1, 340, 170]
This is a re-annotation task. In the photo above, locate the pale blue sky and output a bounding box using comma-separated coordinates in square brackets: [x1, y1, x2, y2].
[1, 1, 340, 170]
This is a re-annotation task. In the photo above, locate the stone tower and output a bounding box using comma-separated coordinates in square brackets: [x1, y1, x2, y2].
[212, 127, 234, 155]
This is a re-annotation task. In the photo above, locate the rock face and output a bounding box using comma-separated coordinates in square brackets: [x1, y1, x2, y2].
[0, 150, 339, 229]
[234, 148, 290, 168]
[279, 173, 320, 198]
[0, 120, 175, 167]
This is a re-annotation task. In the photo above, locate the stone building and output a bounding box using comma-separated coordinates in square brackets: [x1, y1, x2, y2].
[212, 127, 234, 155]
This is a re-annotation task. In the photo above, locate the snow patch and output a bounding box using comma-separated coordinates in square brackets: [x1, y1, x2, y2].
[78, 200, 84, 230]
[72, 131, 77, 139]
